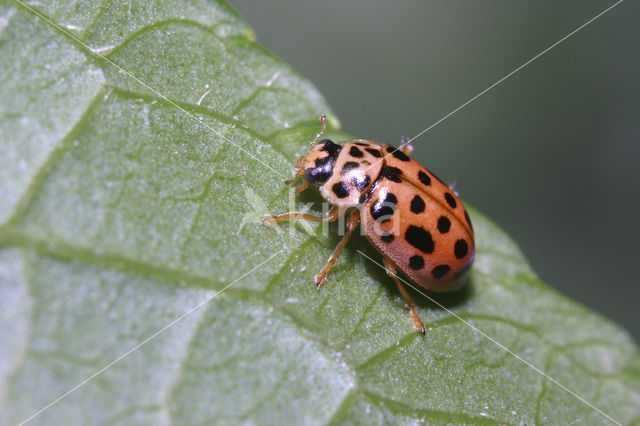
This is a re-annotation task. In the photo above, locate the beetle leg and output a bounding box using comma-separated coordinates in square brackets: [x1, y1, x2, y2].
[448, 180, 459, 196]
[293, 179, 309, 194]
[313, 209, 360, 289]
[284, 167, 304, 186]
[382, 256, 426, 334]
[262, 205, 340, 225]
[284, 168, 309, 193]
[399, 136, 413, 156]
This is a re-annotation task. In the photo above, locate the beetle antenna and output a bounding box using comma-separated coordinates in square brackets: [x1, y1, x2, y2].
[310, 114, 327, 147]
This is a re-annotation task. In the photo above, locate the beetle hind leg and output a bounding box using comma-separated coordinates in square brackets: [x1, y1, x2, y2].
[383, 256, 426, 334]
[399, 136, 414, 156]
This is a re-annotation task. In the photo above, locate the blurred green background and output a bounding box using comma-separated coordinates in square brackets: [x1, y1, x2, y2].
[233, 0, 640, 342]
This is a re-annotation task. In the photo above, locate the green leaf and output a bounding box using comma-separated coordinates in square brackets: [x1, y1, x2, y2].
[1, 1, 639, 425]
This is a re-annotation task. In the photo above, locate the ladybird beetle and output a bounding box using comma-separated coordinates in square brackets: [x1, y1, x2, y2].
[263, 115, 475, 333]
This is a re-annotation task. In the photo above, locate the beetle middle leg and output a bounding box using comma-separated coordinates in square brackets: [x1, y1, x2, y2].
[313, 209, 360, 289]
[262, 204, 341, 225]
[383, 255, 426, 334]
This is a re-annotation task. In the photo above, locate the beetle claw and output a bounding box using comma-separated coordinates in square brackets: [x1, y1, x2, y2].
[314, 274, 325, 289]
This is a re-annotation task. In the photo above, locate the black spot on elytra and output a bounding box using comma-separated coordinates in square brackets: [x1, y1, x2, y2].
[437, 216, 451, 233]
[332, 181, 350, 198]
[381, 166, 402, 183]
[341, 161, 371, 190]
[444, 192, 457, 209]
[387, 146, 410, 161]
[370, 192, 397, 222]
[384, 192, 398, 206]
[454, 239, 468, 259]
[410, 195, 425, 214]
[432, 264, 450, 279]
[355, 142, 369, 146]
[464, 209, 473, 230]
[405, 225, 434, 254]
[352, 174, 371, 191]
[349, 146, 364, 158]
[365, 148, 382, 158]
[418, 170, 431, 186]
[341, 161, 359, 175]
[381, 232, 394, 243]
[409, 255, 424, 270]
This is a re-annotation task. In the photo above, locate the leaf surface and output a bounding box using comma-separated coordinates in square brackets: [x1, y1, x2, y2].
[1, 1, 639, 425]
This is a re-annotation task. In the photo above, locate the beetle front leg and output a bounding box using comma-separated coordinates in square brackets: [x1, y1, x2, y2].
[262, 205, 340, 225]
[292, 179, 309, 194]
[283, 168, 309, 194]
